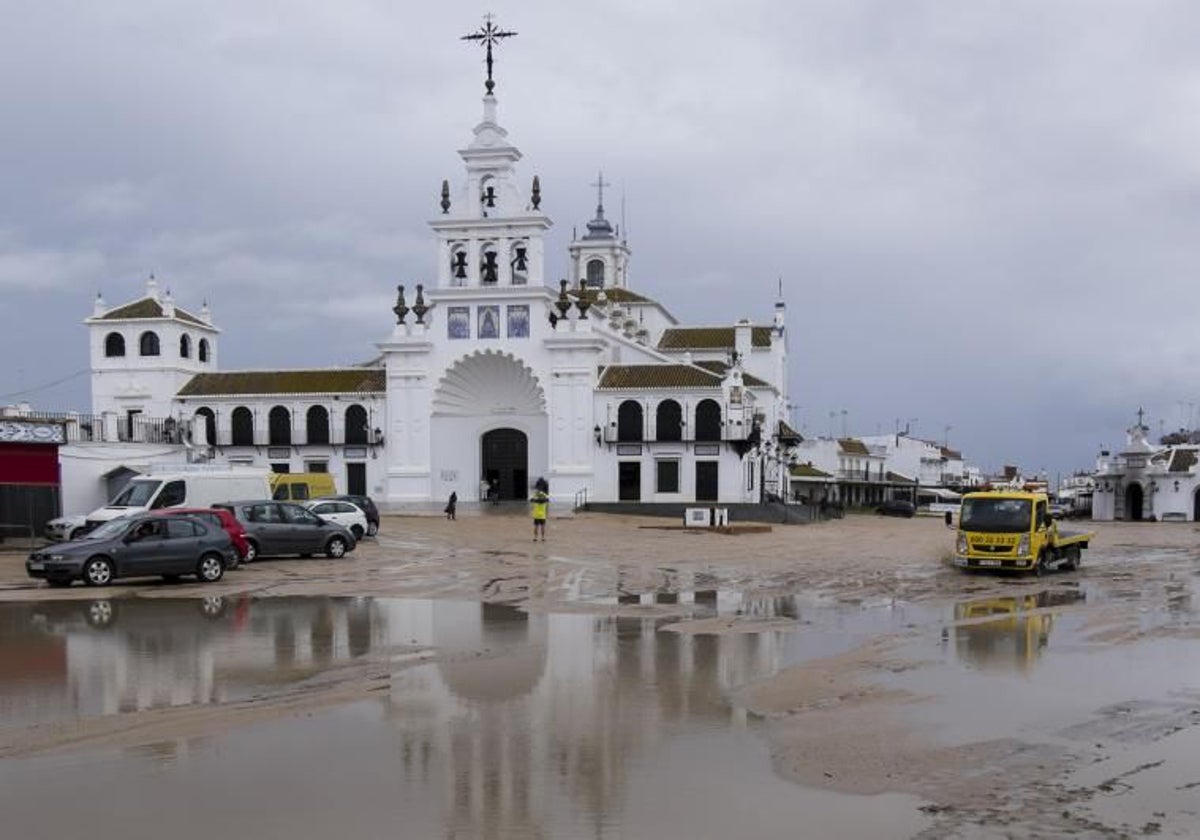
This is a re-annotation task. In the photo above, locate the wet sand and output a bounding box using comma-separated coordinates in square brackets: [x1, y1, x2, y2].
[2, 513, 1200, 838]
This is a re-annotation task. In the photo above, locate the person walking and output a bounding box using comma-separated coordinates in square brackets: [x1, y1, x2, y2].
[530, 489, 549, 541]
[444, 491, 457, 520]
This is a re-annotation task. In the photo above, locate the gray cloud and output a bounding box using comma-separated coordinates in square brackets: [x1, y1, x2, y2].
[4, 1, 1200, 476]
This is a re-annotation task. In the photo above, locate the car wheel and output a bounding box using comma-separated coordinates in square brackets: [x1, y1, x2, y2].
[162, 574, 182, 584]
[243, 541, 258, 563]
[367, 521, 378, 537]
[197, 553, 225, 583]
[200, 595, 226, 618]
[83, 556, 114, 587]
[86, 600, 115, 628]
[325, 536, 348, 559]
[351, 524, 364, 540]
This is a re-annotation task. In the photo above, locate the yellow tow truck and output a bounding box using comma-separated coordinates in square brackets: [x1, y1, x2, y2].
[954, 490, 1094, 574]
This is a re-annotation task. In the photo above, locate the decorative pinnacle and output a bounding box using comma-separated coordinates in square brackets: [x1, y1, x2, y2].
[461, 14, 517, 95]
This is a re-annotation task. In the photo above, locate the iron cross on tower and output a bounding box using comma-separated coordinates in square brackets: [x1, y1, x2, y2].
[592, 171, 610, 214]
[461, 14, 517, 95]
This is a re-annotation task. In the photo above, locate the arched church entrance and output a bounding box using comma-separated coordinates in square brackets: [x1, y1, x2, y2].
[1125, 482, 1144, 521]
[482, 428, 528, 501]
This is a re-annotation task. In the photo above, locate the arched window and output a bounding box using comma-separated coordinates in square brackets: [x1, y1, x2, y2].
[139, 331, 160, 356]
[655, 399, 682, 442]
[586, 258, 605, 287]
[617, 400, 643, 442]
[268, 406, 292, 446]
[345, 404, 368, 445]
[306, 405, 330, 445]
[194, 407, 216, 446]
[104, 332, 125, 357]
[179, 334, 191, 358]
[695, 399, 722, 442]
[231, 407, 254, 446]
[198, 338, 209, 363]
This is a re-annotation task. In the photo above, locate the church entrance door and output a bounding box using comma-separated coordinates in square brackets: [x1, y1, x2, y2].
[481, 428, 528, 502]
[1125, 482, 1144, 521]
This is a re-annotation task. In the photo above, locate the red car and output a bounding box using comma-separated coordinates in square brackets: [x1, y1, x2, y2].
[151, 507, 250, 567]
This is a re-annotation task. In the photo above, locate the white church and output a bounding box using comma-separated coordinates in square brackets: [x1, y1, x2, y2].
[80, 40, 796, 510]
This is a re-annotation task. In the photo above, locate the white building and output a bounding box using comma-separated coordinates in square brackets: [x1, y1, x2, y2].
[1092, 415, 1200, 521]
[79, 62, 794, 509]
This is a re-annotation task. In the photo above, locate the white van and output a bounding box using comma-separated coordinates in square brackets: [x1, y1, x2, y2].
[83, 469, 272, 530]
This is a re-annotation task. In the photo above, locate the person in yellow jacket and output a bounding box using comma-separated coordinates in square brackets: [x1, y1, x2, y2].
[530, 489, 549, 541]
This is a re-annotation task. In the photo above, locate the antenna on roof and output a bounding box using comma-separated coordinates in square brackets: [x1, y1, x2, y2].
[620, 189, 627, 244]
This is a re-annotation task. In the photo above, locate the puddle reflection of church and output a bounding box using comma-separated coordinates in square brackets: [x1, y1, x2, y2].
[85, 18, 794, 508]
[380, 592, 791, 838]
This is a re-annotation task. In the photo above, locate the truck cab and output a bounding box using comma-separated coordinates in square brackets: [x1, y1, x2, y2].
[954, 490, 1092, 573]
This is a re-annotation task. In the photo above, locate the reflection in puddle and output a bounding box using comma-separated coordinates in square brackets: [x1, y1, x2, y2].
[951, 588, 1086, 672]
[0, 594, 931, 839]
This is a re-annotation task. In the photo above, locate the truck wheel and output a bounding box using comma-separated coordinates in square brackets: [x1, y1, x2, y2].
[1066, 546, 1082, 571]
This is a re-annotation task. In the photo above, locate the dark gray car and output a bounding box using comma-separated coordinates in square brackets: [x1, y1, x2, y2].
[213, 500, 356, 562]
[26, 514, 236, 587]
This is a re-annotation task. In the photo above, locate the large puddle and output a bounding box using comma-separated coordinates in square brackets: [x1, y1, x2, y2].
[1, 571, 1199, 838]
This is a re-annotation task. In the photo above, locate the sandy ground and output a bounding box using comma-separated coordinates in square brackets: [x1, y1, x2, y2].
[4, 512, 1200, 838]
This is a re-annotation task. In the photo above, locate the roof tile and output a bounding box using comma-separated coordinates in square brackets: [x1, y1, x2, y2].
[177, 369, 385, 397]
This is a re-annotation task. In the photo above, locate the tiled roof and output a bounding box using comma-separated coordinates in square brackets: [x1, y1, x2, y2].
[177, 369, 385, 397]
[886, 471, 916, 484]
[777, 420, 802, 442]
[789, 463, 832, 479]
[596, 364, 723, 390]
[97, 297, 207, 326]
[838, 438, 870, 456]
[692, 360, 770, 388]
[570, 287, 655, 305]
[940, 446, 962, 460]
[657, 326, 773, 351]
[1169, 448, 1198, 473]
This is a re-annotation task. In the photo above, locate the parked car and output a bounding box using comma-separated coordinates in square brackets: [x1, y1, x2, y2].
[303, 499, 369, 540]
[213, 500, 356, 561]
[317, 494, 380, 536]
[26, 513, 236, 587]
[1048, 503, 1069, 520]
[150, 507, 250, 566]
[44, 514, 88, 542]
[876, 499, 916, 518]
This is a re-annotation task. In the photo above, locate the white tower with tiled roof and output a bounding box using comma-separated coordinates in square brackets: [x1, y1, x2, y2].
[85, 275, 219, 427]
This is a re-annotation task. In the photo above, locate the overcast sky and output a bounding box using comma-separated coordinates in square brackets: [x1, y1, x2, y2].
[3, 1, 1200, 478]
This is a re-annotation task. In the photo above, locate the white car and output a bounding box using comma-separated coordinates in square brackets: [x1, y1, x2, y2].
[44, 514, 88, 542]
[303, 499, 369, 540]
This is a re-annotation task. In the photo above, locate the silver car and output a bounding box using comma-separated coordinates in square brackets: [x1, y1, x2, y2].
[212, 500, 356, 562]
[26, 513, 236, 587]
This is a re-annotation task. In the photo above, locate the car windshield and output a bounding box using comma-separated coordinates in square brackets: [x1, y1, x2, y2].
[960, 498, 1032, 533]
[109, 480, 161, 507]
[83, 518, 134, 540]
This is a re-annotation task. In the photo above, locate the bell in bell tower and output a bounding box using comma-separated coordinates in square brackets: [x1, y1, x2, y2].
[430, 16, 551, 290]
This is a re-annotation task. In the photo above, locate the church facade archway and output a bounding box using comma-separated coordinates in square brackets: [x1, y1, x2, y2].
[431, 351, 548, 503]
[1125, 482, 1144, 521]
[481, 428, 528, 501]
